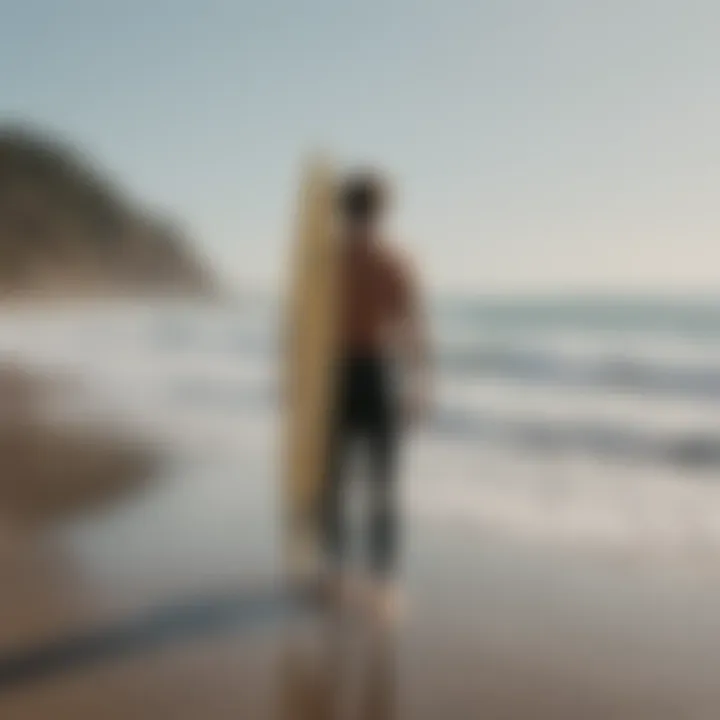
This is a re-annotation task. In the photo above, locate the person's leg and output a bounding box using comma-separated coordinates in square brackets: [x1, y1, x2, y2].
[320, 416, 350, 574]
[365, 360, 400, 579]
[367, 419, 398, 579]
[320, 359, 357, 575]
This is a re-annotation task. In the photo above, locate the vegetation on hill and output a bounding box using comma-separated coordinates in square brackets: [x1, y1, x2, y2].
[0, 125, 215, 297]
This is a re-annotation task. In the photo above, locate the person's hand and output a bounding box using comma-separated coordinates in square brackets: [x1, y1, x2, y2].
[402, 388, 430, 429]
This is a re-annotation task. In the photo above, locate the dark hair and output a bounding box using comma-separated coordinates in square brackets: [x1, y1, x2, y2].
[338, 170, 388, 222]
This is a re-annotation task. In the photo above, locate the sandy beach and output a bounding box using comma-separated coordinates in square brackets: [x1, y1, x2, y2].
[2, 443, 720, 719]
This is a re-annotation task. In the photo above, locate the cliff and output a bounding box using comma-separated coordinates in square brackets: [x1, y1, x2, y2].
[0, 125, 216, 298]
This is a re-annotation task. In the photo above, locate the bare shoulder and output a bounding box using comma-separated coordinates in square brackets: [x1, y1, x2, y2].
[380, 240, 417, 282]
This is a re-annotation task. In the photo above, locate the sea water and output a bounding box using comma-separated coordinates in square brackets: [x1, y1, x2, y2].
[1, 294, 720, 566]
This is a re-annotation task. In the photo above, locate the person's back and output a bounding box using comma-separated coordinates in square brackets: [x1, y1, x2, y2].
[339, 235, 409, 357]
[320, 170, 429, 623]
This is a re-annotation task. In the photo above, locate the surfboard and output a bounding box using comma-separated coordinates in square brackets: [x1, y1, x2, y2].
[282, 155, 340, 582]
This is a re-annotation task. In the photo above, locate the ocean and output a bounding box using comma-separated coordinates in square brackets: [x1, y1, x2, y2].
[2, 295, 720, 566]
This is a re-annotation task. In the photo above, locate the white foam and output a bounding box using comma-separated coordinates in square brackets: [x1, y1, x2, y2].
[2, 299, 720, 563]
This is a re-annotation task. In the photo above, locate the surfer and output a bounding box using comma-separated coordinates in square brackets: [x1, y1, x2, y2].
[320, 170, 430, 621]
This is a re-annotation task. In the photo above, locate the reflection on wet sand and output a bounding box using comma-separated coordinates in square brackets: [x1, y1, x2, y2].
[280, 613, 396, 720]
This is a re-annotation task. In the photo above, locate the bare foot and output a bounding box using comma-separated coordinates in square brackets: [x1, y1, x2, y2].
[369, 580, 404, 628]
[312, 570, 346, 610]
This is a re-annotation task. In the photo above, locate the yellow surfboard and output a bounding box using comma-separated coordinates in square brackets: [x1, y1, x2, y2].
[282, 155, 340, 581]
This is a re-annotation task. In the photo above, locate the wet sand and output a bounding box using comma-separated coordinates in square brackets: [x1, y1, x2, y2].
[2, 458, 720, 719]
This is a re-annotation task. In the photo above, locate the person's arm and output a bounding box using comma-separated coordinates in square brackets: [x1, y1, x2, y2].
[397, 254, 432, 425]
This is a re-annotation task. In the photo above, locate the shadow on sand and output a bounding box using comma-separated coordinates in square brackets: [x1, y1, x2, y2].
[0, 582, 312, 693]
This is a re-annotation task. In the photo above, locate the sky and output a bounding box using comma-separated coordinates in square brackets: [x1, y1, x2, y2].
[1, 0, 720, 294]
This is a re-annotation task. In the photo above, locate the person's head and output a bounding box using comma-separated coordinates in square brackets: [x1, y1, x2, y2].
[338, 169, 390, 236]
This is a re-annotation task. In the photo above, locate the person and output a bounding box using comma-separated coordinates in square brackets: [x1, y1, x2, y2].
[320, 169, 430, 621]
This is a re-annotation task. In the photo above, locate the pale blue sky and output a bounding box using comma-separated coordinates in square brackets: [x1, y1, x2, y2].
[2, 0, 719, 292]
